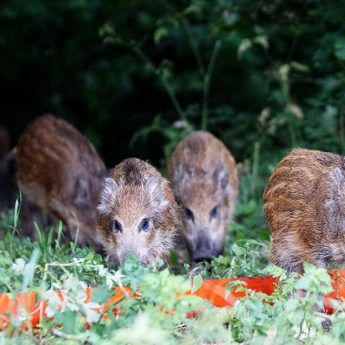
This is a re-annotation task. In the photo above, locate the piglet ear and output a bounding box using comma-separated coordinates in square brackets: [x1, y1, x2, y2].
[173, 164, 185, 183]
[145, 176, 169, 211]
[172, 164, 190, 198]
[97, 177, 118, 215]
[214, 164, 229, 192]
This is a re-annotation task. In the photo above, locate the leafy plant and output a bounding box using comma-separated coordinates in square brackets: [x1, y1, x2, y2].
[2, 0, 345, 343]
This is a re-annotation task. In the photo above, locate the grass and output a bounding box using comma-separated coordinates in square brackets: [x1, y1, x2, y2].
[1, 152, 345, 344]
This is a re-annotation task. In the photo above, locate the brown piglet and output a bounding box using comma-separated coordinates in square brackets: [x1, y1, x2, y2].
[264, 148, 345, 272]
[97, 158, 180, 265]
[16, 114, 106, 249]
[167, 131, 239, 263]
[0, 148, 17, 213]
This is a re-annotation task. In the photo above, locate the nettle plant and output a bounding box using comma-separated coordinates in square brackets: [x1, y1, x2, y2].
[2, 207, 345, 343]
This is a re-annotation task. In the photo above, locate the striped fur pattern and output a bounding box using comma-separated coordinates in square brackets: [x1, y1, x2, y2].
[16, 114, 106, 249]
[97, 158, 180, 264]
[264, 148, 345, 272]
[167, 131, 238, 262]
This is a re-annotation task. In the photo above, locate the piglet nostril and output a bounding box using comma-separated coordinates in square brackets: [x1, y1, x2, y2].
[196, 234, 211, 251]
[193, 256, 212, 263]
[191, 248, 215, 262]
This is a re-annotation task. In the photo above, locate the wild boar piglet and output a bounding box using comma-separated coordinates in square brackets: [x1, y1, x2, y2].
[167, 131, 238, 263]
[0, 148, 16, 212]
[16, 114, 106, 249]
[97, 158, 180, 265]
[264, 148, 345, 272]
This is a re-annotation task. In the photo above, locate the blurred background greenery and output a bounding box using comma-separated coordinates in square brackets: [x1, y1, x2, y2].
[1, 0, 345, 241]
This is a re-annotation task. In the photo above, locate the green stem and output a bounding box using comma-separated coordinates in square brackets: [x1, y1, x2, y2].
[285, 32, 299, 63]
[160, 75, 187, 122]
[161, 0, 205, 76]
[182, 19, 205, 76]
[129, 42, 187, 122]
[251, 141, 260, 195]
[201, 40, 222, 130]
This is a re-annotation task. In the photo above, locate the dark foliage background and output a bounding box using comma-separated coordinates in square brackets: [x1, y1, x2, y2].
[1, 3, 345, 341]
[1, 0, 345, 182]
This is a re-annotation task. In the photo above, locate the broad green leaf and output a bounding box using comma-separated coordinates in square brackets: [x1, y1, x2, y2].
[191, 274, 203, 293]
[335, 37, 345, 61]
[55, 310, 77, 334]
[225, 280, 247, 298]
[154, 27, 168, 44]
[91, 285, 113, 304]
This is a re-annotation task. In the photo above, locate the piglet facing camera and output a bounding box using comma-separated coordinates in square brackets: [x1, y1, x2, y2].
[97, 158, 180, 265]
[167, 131, 239, 263]
[264, 148, 345, 272]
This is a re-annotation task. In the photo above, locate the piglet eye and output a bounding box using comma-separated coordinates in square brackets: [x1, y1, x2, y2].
[138, 218, 151, 232]
[210, 206, 219, 220]
[111, 219, 122, 233]
[184, 208, 194, 222]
